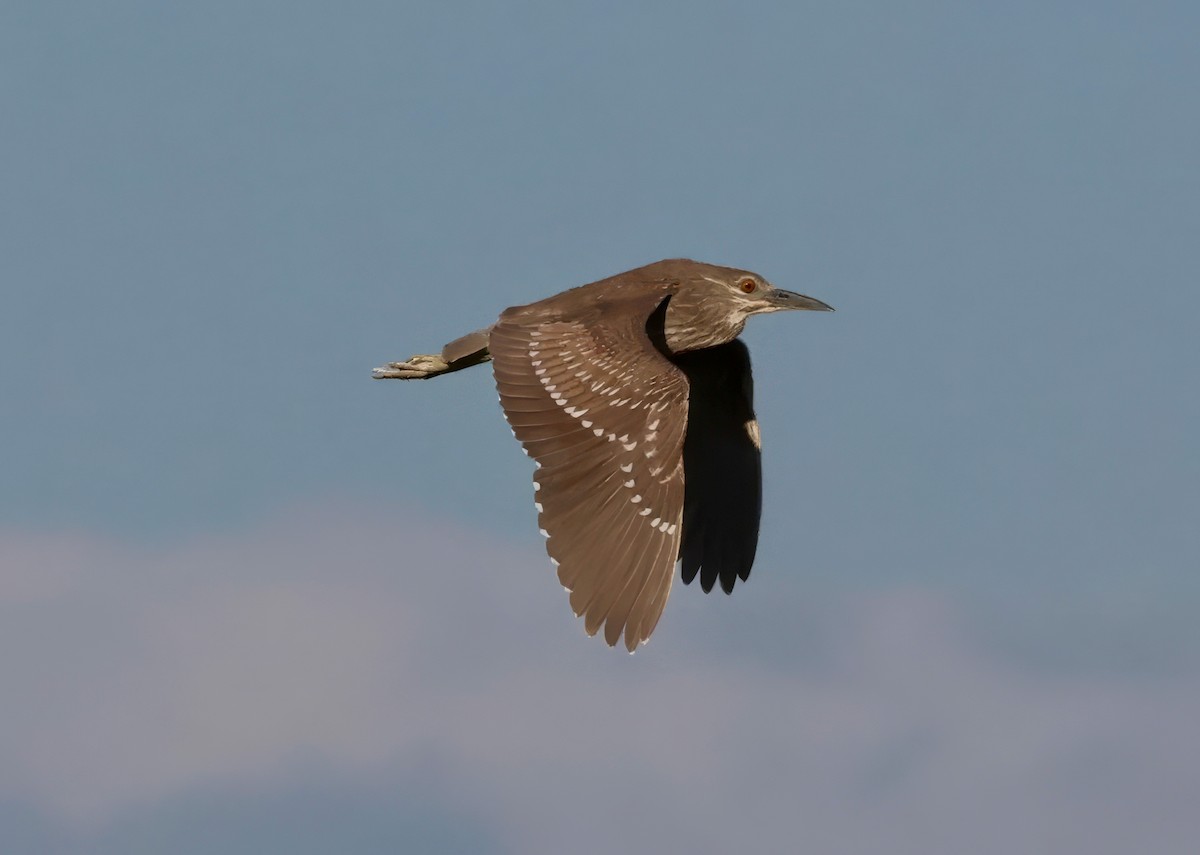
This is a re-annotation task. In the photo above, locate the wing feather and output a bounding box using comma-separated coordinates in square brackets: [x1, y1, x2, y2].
[491, 295, 688, 650]
[675, 340, 762, 594]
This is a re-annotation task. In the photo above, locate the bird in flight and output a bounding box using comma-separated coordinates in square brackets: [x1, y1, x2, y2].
[374, 259, 833, 651]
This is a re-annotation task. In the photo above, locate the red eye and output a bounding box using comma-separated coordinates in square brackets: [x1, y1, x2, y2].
[739, 278, 757, 293]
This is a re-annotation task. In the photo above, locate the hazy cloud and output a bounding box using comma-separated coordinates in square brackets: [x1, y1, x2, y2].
[2, 506, 1197, 853]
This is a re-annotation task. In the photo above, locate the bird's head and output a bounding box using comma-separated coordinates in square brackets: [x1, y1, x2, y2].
[649, 260, 834, 353]
[695, 266, 835, 316]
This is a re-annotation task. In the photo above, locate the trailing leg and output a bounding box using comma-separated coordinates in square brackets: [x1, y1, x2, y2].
[372, 327, 493, 380]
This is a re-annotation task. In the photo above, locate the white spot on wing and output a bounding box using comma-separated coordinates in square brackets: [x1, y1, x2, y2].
[624, 479, 635, 488]
[619, 463, 633, 473]
[746, 419, 762, 449]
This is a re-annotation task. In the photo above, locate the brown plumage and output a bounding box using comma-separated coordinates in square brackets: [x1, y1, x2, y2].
[374, 259, 833, 651]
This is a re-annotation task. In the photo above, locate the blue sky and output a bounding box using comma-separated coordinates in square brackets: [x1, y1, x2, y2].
[4, 2, 1199, 852]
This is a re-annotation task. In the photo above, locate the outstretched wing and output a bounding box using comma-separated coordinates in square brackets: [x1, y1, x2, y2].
[490, 296, 689, 651]
[675, 339, 762, 594]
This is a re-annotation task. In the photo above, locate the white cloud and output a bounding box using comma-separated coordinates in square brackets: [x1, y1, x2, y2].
[1, 505, 1197, 854]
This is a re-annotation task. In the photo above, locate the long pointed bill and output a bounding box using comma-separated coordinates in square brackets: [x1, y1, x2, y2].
[767, 288, 835, 312]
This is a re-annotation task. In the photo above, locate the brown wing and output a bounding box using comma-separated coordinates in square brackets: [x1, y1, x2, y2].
[490, 296, 688, 651]
[674, 339, 762, 594]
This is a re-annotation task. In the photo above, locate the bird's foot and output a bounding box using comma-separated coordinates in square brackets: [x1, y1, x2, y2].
[371, 353, 451, 380]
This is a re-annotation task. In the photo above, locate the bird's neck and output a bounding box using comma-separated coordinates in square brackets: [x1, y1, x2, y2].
[663, 303, 747, 354]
